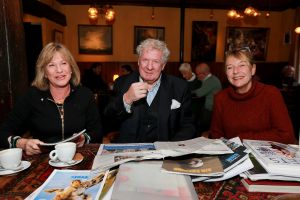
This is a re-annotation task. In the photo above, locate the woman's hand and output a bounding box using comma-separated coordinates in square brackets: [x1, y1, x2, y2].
[76, 134, 85, 147]
[16, 138, 44, 155]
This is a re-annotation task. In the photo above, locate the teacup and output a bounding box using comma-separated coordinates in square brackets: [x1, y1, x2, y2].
[0, 148, 22, 170]
[49, 142, 76, 162]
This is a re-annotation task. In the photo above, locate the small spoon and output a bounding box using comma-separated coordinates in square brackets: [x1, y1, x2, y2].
[51, 159, 77, 165]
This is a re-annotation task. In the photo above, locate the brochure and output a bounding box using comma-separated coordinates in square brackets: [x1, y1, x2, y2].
[29, 169, 107, 200]
[39, 129, 86, 146]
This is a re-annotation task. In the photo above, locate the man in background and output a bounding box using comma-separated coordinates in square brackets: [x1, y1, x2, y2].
[192, 63, 222, 135]
[179, 63, 202, 91]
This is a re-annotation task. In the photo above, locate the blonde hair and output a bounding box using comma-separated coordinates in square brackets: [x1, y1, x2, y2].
[225, 47, 255, 66]
[31, 42, 80, 90]
[136, 38, 170, 64]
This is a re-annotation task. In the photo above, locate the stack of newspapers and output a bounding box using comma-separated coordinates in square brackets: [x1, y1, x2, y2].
[91, 137, 253, 183]
[240, 139, 300, 193]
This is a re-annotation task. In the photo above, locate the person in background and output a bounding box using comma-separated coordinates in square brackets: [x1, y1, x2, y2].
[178, 63, 202, 90]
[210, 47, 295, 144]
[120, 64, 134, 76]
[0, 42, 103, 155]
[104, 38, 196, 143]
[82, 62, 108, 94]
[281, 65, 298, 89]
[192, 63, 222, 134]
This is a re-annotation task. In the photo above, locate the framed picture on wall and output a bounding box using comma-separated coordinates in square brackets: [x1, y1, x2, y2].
[191, 21, 218, 62]
[134, 26, 165, 53]
[53, 29, 63, 43]
[225, 27, 270, 61]
[78, 25, 113, 54]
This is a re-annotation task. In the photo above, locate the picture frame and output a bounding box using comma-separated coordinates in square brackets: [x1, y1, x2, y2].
[78, 25, 113, 54]
[53, 29, 63, 43]
[191, 21, 218, 62]
[283, 30, 291, 45]
[225, 27, 270, 61]
[134, 26, 165, 53]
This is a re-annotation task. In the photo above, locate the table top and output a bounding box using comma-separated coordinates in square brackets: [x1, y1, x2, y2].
[0, 144, 298, 200]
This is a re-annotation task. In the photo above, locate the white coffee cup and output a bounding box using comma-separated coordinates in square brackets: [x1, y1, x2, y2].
[49, 142, 76, 162]
[0, 148, 22, 170]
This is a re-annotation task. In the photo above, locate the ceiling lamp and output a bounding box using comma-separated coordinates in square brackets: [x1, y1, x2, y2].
[88, 4, 116, 24]
[88, 5, 99, 24]
[295, 27, 300, 34]
[227, 9, 243, 19]
[104, 6, 116, 23]
[244, 6, 260, 17]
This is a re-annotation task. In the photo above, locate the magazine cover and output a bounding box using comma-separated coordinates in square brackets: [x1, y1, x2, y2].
[243, 139, 300, 176]
[31, 170, 107, 200]
[111, 161, 198, 200]
[161, 154, 224, 176]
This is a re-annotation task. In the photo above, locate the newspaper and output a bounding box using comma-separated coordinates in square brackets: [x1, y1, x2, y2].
[91, 143, 163, 172]
[92, 137, 232, 173]
[27, 169, 107, 200]
[243, 139, 300, 177]
[154, 137, 233, 157]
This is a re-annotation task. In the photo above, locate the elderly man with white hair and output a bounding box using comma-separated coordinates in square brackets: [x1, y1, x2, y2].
[179, 63, 202, 91]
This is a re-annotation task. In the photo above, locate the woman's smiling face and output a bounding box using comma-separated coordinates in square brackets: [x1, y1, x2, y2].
[225, 55, 256, 94]
[44, 52, 72, 89]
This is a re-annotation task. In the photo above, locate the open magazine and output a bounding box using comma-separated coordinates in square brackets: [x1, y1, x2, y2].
[26, 169, 107, 200]
[243, 139, 300, 177]
[39, 129, 86, 146]
[241, 153, 300, 182]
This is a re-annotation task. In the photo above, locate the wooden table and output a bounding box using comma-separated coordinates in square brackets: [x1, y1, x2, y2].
[0, 144, 298, 200]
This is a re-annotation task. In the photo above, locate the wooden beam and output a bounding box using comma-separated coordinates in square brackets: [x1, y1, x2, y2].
[22, 0, 67, 26]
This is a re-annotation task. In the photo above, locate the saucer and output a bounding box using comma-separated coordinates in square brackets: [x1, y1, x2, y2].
[0, 161, 31, 176]
[49, 158, 83, 167]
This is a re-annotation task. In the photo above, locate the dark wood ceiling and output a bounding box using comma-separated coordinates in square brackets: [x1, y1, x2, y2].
[57, 0, 300, 11]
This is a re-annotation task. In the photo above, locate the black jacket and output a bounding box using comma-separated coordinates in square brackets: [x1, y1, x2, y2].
[104, 71, 196, 143]
[0, 85, 103, 148]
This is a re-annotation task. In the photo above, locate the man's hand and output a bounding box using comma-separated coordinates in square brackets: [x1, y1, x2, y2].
[16, 138, 43, 155]
[123, 82, 149, 105]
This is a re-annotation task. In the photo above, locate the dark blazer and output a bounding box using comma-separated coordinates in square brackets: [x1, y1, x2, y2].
[0, 85, 103, 148]
[104, 71, 196, 143]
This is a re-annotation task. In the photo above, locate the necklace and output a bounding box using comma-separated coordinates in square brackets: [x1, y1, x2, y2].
[55, 102, 65, 140]
[51, 85, 70, 104]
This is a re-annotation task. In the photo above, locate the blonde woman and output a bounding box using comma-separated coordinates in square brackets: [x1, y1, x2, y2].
[0, 43, 103, 155]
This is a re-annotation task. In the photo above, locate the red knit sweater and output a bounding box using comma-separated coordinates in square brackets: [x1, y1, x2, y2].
[211, 81, 295, 144]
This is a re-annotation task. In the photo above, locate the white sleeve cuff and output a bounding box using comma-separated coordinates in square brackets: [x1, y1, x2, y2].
[123, 95, 132, 113]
